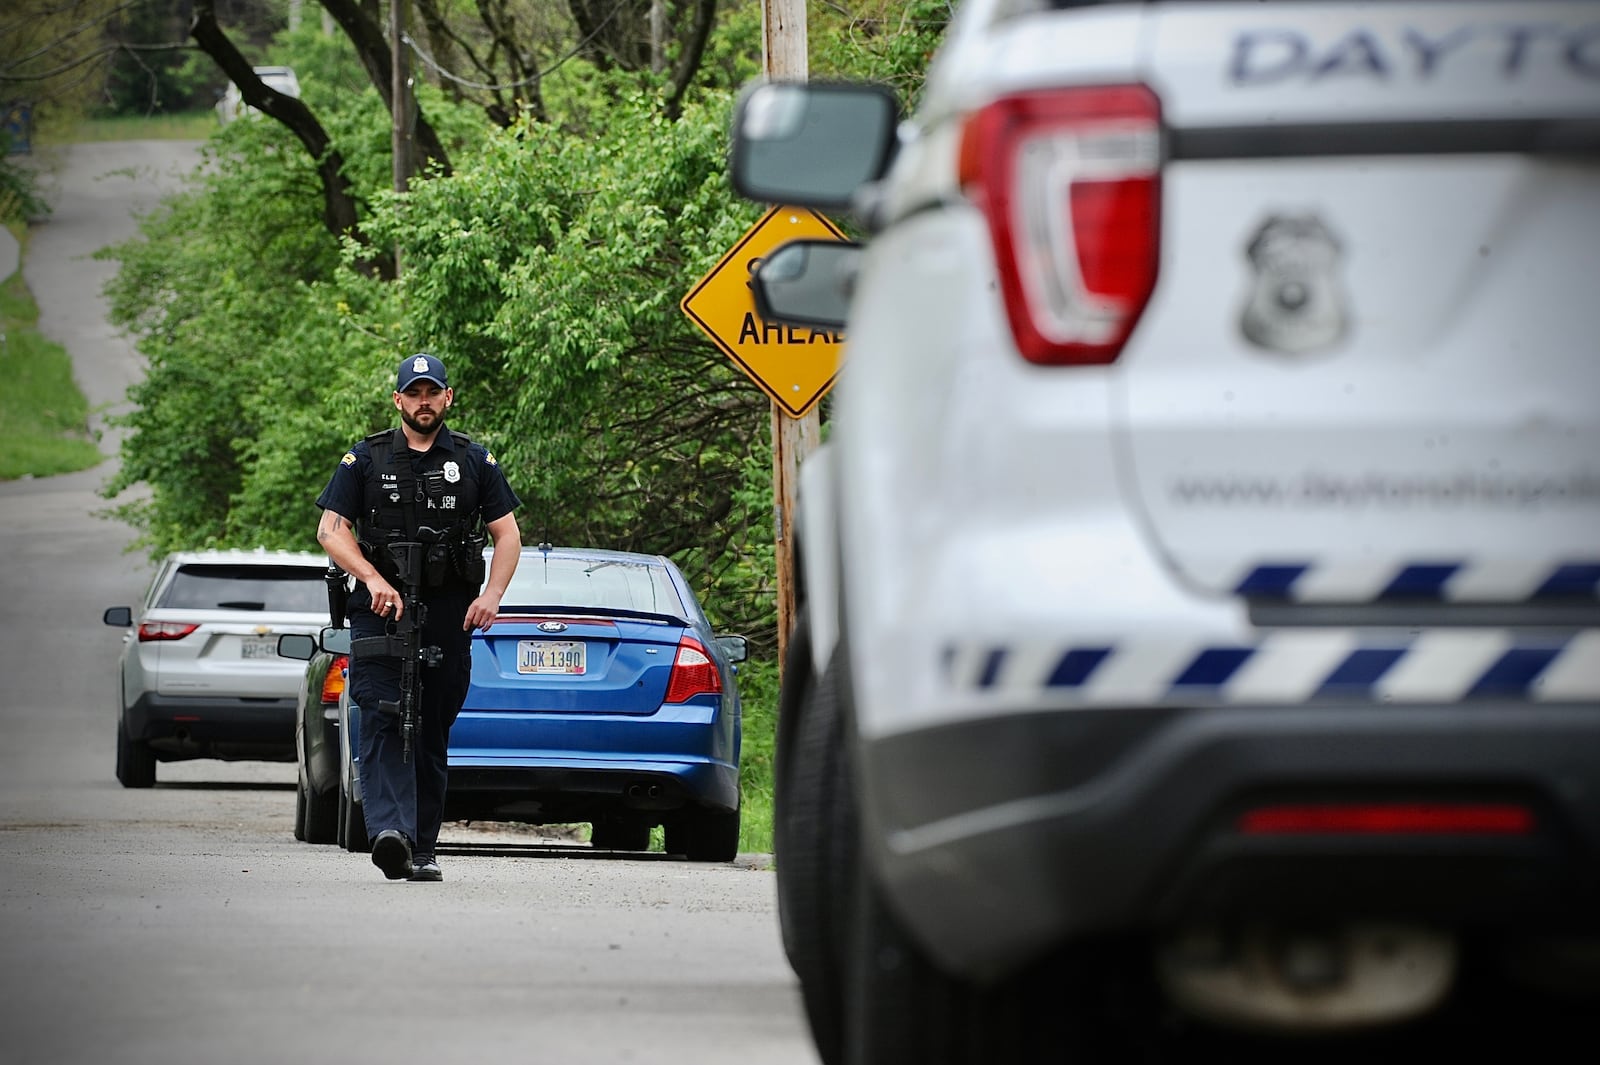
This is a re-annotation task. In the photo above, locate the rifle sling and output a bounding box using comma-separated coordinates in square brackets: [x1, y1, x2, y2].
[351, 634, 444, 658]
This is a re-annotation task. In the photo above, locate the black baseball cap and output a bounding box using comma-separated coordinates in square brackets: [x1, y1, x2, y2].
[396, 352, 448, 391]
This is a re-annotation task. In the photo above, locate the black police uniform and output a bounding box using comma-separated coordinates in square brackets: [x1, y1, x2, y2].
[316, 425, 519, 868]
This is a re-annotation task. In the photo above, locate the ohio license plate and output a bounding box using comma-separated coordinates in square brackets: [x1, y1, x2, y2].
[240, 636, 277, 660]
[518, 640, 586, 675]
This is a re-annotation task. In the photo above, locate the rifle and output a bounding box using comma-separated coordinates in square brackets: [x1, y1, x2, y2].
[350, 540, 442, 763]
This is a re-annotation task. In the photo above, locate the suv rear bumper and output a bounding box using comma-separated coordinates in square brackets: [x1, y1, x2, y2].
[861, 701, 1600, 978]
[125, 692, 297, 761]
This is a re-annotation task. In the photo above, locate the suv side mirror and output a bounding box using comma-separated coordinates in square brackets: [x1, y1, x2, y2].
[754, 239, 861, 330]
[730, 81, 900, 209]
[104, 606, 133, 627]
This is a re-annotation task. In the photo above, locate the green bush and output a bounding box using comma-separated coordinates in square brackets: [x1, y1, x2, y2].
[0, 268, 102, 480]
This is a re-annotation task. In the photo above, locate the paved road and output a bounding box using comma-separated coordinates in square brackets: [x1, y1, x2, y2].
[0, 143, 818, 1065]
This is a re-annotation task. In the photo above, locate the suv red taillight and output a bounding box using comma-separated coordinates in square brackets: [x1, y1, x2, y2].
[1239, 803, 1535, 836]
[664, 637, 722, 704]
[137, 621, 199, 642]
[959, 84, 1162, 365]
[321, 654, 349, 705]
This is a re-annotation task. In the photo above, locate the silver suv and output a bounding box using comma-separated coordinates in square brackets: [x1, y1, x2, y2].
[104, 550, 332, 787]
[731, 0, 1600, 1060]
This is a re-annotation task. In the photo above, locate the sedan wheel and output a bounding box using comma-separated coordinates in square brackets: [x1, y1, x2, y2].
[302, 767, 337, 845]
[293, 766, 309, 842]
[339, 779, 369, 853]
[664, 803, 740, 863]
[590, 819, 652, 852]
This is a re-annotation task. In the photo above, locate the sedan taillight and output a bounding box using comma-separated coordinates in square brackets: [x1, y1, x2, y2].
[321, 654, 349, 705]
[137, 621, 199, 642]
[959, 84, 1162, 365]
[664, 637, 722, 703]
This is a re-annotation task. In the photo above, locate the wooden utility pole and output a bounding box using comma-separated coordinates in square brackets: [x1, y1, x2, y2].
[762, 0, 813, 672]
[391, 0, 415, 271]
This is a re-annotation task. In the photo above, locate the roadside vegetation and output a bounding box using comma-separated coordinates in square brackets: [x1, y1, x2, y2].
[0, 228, 104, 481]
[44, 112, 218, 144]
[3, 0, 951, 851]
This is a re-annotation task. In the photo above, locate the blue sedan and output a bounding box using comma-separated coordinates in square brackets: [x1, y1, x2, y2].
[309, 544, 748, 861]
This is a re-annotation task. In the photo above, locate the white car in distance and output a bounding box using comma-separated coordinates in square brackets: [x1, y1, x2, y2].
[216, 65, 301, 124]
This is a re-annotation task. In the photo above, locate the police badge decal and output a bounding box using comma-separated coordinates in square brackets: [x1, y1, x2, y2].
[1239, 213, 1350, 356]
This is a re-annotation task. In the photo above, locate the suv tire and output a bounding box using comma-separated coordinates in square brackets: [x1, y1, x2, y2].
[116, 715, 156, 789]
[777, 641, 850, 1065]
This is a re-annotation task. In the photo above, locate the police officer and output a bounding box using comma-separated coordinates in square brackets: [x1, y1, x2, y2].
[315, 352, 522, 882]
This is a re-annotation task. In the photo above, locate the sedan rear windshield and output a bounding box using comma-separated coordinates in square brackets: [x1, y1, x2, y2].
[159, 564, 327, 612]
[502, 557, 687, 618]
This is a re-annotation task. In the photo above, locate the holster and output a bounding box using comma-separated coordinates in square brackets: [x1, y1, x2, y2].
[325, 563, 351, 628]
[452, 530, 488, 588]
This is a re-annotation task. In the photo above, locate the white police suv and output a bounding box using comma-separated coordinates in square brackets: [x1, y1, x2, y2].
[731, 1, 1600, 1061]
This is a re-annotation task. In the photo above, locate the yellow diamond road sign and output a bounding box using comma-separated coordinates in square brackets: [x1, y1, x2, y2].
[681, 206, 848, 418]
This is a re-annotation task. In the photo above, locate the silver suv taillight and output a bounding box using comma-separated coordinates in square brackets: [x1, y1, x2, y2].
[959, 85, 1162, 365]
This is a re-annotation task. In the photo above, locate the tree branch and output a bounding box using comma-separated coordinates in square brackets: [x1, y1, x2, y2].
[1, 40, 190, 83]
[315, 0, 452, 175]
[189, 0, 391, 278]
[664, 0, 716, 122]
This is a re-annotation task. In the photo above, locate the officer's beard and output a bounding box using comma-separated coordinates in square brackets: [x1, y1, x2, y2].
[401, 409, 446, 436]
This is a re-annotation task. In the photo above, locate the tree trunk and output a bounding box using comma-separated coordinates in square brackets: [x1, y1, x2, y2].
[664, 0, 717, 121]
[189, 0, 393, 278]
[316, 0, 452, 175]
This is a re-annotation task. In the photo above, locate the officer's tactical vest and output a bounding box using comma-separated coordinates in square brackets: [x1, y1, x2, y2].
[357, 428, 485, 591]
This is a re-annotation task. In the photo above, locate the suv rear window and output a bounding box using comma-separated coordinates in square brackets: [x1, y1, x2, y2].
[159, 564, 326, 612]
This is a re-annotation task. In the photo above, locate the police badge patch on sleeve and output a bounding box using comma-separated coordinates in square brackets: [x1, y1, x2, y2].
[1239, 213, 1349, 356]
[340, 452, 357, 467]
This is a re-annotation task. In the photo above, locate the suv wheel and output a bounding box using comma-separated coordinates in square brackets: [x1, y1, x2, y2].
[777, 640, 850, 1065]
[827, 674, 1151, 1063]
[115, 716, 155, 789]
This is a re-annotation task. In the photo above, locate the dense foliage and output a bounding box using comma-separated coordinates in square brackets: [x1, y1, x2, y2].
[81, 0, 949, 850]
[98, 1, 950, 652]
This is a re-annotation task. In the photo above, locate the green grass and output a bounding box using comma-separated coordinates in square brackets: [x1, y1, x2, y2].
[735, 654, 780, 854]
[0, 233, 105, 480]
[40, 110, 216, 145]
